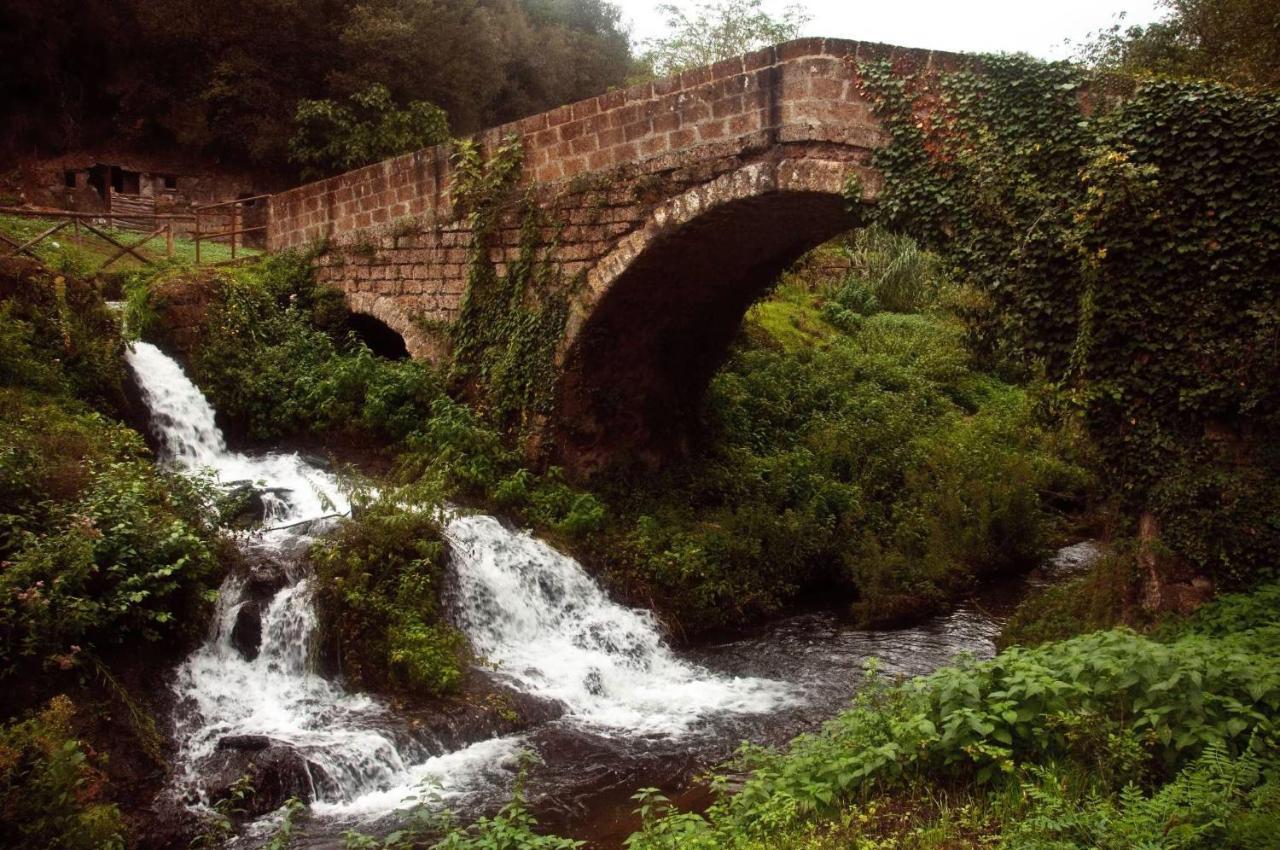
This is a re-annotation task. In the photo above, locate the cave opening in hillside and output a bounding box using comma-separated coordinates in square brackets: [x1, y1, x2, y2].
[349, 313, 409, 360]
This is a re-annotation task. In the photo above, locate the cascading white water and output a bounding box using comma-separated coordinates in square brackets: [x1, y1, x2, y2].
[127, 342, 787, 822]
[446, 515, 789, 734]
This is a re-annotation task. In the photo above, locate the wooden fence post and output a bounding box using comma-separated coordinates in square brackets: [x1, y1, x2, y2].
[166, 221, 174, 258]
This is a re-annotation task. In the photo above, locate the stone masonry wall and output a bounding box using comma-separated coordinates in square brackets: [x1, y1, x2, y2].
[272, 38, 970, 360]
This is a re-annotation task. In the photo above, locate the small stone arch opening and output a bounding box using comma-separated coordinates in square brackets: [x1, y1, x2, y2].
[555, 188, 858, 476]
[348, 312, 410, 360]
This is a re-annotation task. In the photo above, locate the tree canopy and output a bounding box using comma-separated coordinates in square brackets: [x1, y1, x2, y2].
[1079, 0, 1280, 88]
[639, 0, 810, 77]
[0, 0, 635, 172]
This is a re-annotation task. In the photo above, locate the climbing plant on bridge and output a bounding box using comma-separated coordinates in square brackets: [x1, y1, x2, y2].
[448, 136, 576, 434]
[857, 54, 1280, 587]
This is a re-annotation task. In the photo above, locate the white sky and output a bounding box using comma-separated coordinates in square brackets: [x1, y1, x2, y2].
[617, 1, 1169, 59]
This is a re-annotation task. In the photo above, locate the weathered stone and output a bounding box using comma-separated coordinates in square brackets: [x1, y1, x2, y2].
[230, 600, 263, 661]
[265, 38, 980, 475]
[204, 744, 323, 819]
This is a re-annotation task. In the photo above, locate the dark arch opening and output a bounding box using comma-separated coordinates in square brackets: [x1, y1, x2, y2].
[348, 312, 410, 360]
[555, 190, 857, 476]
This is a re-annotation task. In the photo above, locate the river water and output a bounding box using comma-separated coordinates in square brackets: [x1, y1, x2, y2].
[126, 341, 1098, 847]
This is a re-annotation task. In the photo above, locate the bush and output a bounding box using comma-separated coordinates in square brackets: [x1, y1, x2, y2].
[148, 252, 450, 443]
[310, 498, 465, 696]
[0, 696, 125, 850]
[0, 391, 222, 677]
[623, 584, 1280, 849]
[0, 259, 125, 412]
[590, 303, 1093, 631]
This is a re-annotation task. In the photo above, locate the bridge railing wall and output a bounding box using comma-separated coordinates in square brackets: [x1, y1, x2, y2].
[267, 38, 968, 253]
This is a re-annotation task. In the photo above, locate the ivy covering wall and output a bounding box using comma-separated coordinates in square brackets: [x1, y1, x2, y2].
[858, 55, 1280, 588]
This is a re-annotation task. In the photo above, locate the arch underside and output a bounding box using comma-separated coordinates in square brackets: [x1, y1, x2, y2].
[342, 292, 442, 362]
[555, 187, 857, 474]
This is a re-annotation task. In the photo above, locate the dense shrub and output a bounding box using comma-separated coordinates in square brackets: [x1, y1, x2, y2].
[589, 296, 1092, 630]
[169, 254, 447, 443]
[860, 56, 1280, 589]
[310, 498, 465, 696]
[622, 584, 1280, 849]
[0, 259, 126, 412]
[0, 696, 125, 850]
[1, 273, 224, 678]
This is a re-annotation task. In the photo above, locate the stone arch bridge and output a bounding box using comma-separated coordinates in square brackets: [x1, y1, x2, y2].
[267, 38, 969, 473]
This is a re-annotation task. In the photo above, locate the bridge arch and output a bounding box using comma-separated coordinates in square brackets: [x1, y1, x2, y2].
[343, 292, 439, 361]
[552, 158, 876, 474]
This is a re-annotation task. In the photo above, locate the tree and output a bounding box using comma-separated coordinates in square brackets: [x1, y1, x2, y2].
[639, 0, 810, 78]
[0, 0, 635, 171]
[1079, 0, 1280, 88]
[289, 84, 450, 179]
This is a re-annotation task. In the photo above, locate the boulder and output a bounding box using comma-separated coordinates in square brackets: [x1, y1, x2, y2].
[204, 742, 323, 819]
[230, 601, 263, 660]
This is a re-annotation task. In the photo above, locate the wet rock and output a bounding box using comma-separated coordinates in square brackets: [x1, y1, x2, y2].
[230, 601, 263, 660]
[204, 743, 324, 819]
[217, 734, 272, 752]
[392, 672, 566, 756]
[225, 482, 295, 528]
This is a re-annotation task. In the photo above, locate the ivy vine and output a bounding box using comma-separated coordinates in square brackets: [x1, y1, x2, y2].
[448, 136, 576, 434]
[856, 54, 1280, 586]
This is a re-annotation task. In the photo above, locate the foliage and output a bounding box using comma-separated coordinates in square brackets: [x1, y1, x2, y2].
[0, 258, 126, 412]
[585, 282, 1092, 630]
[290, 84, 449, 179]
[822, 226, 951, 318]
[858, 54, 1280, 589]
[999, 548, 1142, 648]
[344, 794, 581, 850]
[1078, 0, 1280, 89]
[164, 253, 446, 443]
[447, 138, 574, 430]
[639, 0, 810, 77]
[0, 0, 633, 167]
[311, 497, 465, 697]
[621, 584, 1280, 849]
[0, 389, 223, 678]
[0, 264, 224, 679]
[0, 696, 125, 850]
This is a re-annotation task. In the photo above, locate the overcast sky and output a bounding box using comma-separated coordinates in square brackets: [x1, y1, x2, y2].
[618, 1, 1169, 59]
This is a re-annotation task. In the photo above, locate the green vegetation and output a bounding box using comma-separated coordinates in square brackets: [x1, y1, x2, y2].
[1, 0, 634, 170]
[0, 263, 222, 677]
[311, 497, 466, 696]
[0, 258, 228, 848]
[291, 84, 450, 180]
[1079, 0, 1280, 89]
[860, 54, 1280, 594]
[0, 214, 255, 277]
[448, 136, 574, 429]
[640, 0, 810, 77]
[577, 237, 1091, 629]
[0, 696, 125, 850]
[152, 252, 446, 443]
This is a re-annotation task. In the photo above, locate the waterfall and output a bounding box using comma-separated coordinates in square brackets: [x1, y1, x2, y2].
[125, 342, 787, 822]
[447, 515, 788, 734]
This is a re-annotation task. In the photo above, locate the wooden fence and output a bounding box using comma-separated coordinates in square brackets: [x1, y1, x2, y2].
[193, 195, 270, 264]
[0, 206, 189, 272]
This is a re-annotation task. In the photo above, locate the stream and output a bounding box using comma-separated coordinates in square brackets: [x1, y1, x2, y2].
[126, 341, 1099, 848]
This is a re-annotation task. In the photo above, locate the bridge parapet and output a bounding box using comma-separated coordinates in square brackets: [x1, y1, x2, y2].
[268, 38, 968, 253]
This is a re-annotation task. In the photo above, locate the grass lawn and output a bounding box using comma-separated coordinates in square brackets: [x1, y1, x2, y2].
[0, 213, 261, 274]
